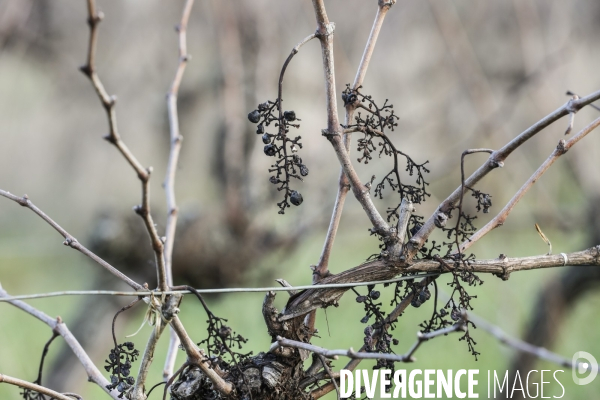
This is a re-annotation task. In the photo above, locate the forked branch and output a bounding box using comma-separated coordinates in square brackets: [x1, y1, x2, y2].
[80, 0, 167, 291]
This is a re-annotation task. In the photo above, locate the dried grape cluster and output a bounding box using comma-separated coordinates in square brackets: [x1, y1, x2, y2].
[104, 341, 139, 397]
[342, 85, 431, 213]
[248, 100, 307, 214]
[198, 311, 250, 369]
[354, 285, 400, 373]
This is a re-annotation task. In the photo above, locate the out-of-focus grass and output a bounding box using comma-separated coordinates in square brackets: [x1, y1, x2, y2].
[1, 225, 599, 399]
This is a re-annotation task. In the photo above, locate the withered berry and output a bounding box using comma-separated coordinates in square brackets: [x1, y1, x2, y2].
[289, 190, 303, 206]
[356, 295, 368, 303]
[248, 110, 260, 123]
[264, 144, 276, 157]
[257, 124, 264, 134]
[262, 133, 271, 144]
[284, 111, 296, 121]
[299, 164, 309, 177]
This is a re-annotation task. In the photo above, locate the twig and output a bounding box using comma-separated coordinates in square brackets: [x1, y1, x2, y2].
[312, 1, 397, 333]
[467, 312, 582, 370]
[311, 0, 389, 237]
[307, 322, 465, 399]
[164, 0, 194, 289]
[318, 355, 339, 400]
[461, 115, 600, 251]
[163, 0, 195, 381]
[407, 88, 600, 260]
[169, 316, 233, 395]
[564, 94, 578, 135]
[34, 331, 59, 387]
[162, 362, 189, 400]
[80, 0, 167, 291]
[0, 373, 77, 400]
[0, 190, 141, 290]
[309, 276, 436, 398]
[274, 323, 464, 364]
[0, 283, 119, 399]
[131, 322, 168, 399]
[451, 149, 494, 253]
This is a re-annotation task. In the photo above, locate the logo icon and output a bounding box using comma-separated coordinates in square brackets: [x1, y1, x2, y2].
[572, 351, 598, 385]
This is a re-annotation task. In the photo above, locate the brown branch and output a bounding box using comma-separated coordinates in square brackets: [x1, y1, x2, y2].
[282, 247, 600, 319]
[169, 316, 234, 395]
[311, 0, 389, 237]
[0, 190, 141, 290]
[406, 88, 600, 260]
[80, 0, 167, 291]
[315, 0, 396, 280]
[318, 355, 340, 400]
[461, 115, 600, 251]
[0, 283, 120, 399]
[163, 0, 195, 381]
[0, 373, 76, 400]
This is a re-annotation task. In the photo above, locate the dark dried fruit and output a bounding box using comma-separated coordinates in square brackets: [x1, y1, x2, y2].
[262, 133, 271, 144]
[411, 297, 422, 308]
[369, 290, 380, 300]
[342, 91, 357, 106]
[269, 176, 279, 184]
[284, 110, 296, 121]
[257, 124, 264, 134]
[258, 102, 269, 111]
[264, 144, 276, 157]
[360, 315, 370, 324]
[451, 307, 461, 321]
[482, 194, 492, 213]
[248, 110, 260, 123]
[356, 295, 368, 303]
[289, 190, 303, 206]
[299, 164, 309, 177]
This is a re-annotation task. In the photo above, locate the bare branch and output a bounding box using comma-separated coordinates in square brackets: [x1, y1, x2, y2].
[407, 88, 600, 260]
[315, 0, 396, 279]
[283, 247, 600, 319]
[164, 0, 194, 289]
[0, 373, 77, 400]
[307, 321, 465, 399]
[0, 190, 141, 290]
[311, 0, 389, 236]
[163, 0, 195, 381]
[169, 316, 234, 395]
[467, 312, 580, 370]
[80, 0, 167, 291]
[0, 283, 119, 399]
[461, 115, 600, 251]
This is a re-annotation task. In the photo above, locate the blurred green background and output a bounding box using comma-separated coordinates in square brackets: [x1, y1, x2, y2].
[1, 0, 600, 398]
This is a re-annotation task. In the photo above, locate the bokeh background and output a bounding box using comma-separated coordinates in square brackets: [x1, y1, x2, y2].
[1, 0, 600, 398]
